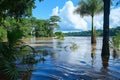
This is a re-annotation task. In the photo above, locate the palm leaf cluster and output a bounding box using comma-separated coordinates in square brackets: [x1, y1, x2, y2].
[75, 0, 103, 44]
[75, 0, 103, 17]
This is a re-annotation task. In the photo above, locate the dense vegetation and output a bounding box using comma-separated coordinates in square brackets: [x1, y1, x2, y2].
[0, 16, 60, 39]
[0, 0, 61, 80]
[0, 0, 120, 80]
[54, 31, 64, 40]
[64, 27, 120, 37]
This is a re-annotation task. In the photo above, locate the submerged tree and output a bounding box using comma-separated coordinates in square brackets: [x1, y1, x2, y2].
[74, 0, 103, 44]
[101, 0, 110, 68]
[54, 31, 64, 40]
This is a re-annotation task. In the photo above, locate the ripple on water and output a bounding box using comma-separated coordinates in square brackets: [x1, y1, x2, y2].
[28, 37, 120, 80]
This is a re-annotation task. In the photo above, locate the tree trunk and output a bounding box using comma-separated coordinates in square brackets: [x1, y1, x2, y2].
[101, 0, 110, 68]
[91, 16, 96, 44]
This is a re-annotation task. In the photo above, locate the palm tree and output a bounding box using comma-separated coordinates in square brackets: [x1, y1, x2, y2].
[101, 0, 110, 68]
[74, 0, 103, 44]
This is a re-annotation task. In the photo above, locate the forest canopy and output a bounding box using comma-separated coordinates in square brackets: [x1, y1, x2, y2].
[64, 27, 120, 36]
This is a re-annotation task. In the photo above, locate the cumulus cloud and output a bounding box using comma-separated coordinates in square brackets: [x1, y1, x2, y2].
[51, 1, 87, 31]
[83, 14, 103, 30]
[51, 6, 59, 16]
[110, 7, 120, 27]
[51, 1, 120, 31]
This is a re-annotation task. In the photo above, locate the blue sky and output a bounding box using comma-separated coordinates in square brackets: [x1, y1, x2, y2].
[33, 0, 78, 19]
[33, 0, 120, 32]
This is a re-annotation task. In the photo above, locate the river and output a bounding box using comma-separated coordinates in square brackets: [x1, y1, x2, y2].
[23, 37, 120, 80]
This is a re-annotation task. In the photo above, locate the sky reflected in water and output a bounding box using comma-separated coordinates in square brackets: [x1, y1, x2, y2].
[26, 37, 120, 80]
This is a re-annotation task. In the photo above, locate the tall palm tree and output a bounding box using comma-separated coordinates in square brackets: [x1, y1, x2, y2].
[101, 0, 110, 68]
[74, 0, 103, 44]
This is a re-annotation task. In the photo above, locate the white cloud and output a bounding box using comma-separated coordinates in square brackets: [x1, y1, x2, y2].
[110, 7, 120, 27]
[51, 1, 120, 31]
[51, 6, 59, 16]
[83, 14, 103, 30]
[51, 1, 87, 31]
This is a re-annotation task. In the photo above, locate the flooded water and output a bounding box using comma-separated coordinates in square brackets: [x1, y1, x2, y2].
[26, 37, 120, 80]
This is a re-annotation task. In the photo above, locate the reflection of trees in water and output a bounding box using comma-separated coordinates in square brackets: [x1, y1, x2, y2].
[91, 43, 96, 67]
[56, 41, 63, 48]
[18, 46, 49, 80]
[91, 43, 110, 68]
[20, 66, 32, 80]
[70, 42, 78, 51]
[110, 40, 120, 60]
[112, 49, 119, 60]
[101, 56, 109, 68]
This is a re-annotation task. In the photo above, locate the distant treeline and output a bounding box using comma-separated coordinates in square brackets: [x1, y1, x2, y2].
[64, 27, 120, 36]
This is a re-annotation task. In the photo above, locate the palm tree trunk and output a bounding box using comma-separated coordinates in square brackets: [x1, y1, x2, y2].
[101, 0, 110, 68]
[91, 15, 96, 44]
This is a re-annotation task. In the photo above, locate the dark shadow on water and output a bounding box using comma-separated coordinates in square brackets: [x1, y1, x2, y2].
[101, 55, 109, 68]
[91, 43, 96, 67]
[112, 49, 119, 60]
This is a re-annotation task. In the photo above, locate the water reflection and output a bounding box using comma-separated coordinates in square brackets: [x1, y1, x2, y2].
[70, 42, 78, 51]
[91, 43, 96, 67]
[112, 49, 120, 60]
[20, 67, 33, 80]
[101, 55, 109, 68]
[22, 37, 120, 80]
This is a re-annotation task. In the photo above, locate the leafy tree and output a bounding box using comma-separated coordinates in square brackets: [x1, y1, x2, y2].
[101, 0, 110, 68]
[21, 17, 36, 37]
[0, 0, 43, 21]
[0, 0, 43, 80]
[74, 0, 103, 44]
[0, 18, 24, 80]
[28, 16, 61, 38]
[54, 31, 64, 40]
[47, 16, 61, 37]
[0, 27, 7, 41]
[35, 19, 48, 37]
[112, 31, 120, 49]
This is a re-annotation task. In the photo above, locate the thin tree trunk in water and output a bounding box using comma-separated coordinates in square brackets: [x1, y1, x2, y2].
[101, 0, 110, 68]
[91, 16, 96, 44]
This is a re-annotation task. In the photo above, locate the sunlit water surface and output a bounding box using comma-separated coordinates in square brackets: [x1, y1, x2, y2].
[27, 37, 120, 80]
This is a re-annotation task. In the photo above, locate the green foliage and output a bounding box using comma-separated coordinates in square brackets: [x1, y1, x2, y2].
[64, 27, 120, 37]
[112, 32, 120, 49]
[75, 0, 103, 17]
[34, 16, 61, 37]
[70, 42, 78, 51]
[0, 60, 18, 80]
[54, 31, 64, 40]
[0, 0, 43, 20]
[0, 0, 44, 80]
[110, 27, 120, 36]
[35, 19, 48, 37]
[49, 15, 61, 25]
[75, 0, 103, 44]
[0, 42, 19, 80]
[0, 27, 7, 41]
[47, 16, 61, 37]
[0, 18, 32, 80]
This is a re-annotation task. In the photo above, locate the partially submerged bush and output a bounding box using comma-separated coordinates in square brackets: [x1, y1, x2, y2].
[54, 31, 64, 40]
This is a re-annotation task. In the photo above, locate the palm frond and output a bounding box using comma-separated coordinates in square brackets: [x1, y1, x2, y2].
[74, 0, 103, 17]
[0, 60, 18, 80]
